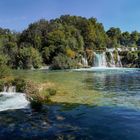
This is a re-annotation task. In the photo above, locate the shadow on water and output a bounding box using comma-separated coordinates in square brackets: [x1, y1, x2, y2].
[1, 103, 140, 140]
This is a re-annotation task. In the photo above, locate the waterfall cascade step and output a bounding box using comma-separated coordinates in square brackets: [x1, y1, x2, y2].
[93, 52, 107, 67]
[93, 49, 122, 68]
[0, 86, 29, 112]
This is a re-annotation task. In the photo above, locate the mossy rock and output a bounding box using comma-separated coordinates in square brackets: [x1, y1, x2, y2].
[113, 50, 118, 64]
[30, 100, 43, 111]
[106, 52, 111, 62]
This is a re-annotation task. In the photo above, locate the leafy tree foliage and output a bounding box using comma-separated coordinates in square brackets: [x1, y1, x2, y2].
[51, 54, 79, 69]
[0, 15, 140, 69]
[17, 47, 42, 69]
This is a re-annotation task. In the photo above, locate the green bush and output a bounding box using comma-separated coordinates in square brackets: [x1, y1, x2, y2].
[0, 65, 11, 79]
[0, 80, 4, 92]
[12, 78, 26, 92]
[28, 87, 56, 111]
[47, 88, 57, 96]
[18, 47, 42, 69]
[26, 82, 57, 110]
[0, 55, 8, 66]
[127, 51, 138, 62]
[51, 54, 79, 69]
[40, 88, 57, 102]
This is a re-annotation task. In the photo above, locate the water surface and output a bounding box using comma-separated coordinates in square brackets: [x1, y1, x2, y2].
[1, 68, 140, 139]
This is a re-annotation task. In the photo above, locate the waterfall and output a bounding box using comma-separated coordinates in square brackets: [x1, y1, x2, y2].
[93, 52, 107, 67]
[82, 57, 88, 66]
[3, 86, 16, 93]
[0, 86, 29, 111]
[93, 48, 123, 68]
[109, 52, 116, 67]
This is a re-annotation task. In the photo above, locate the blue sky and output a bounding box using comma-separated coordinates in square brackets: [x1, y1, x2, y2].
[0, 0, 140, 32]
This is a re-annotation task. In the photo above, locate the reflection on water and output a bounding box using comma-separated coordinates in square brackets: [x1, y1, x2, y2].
[1, 68, 140, 139]
[81, 69, 140, 109]
[84, 71, 140, 92]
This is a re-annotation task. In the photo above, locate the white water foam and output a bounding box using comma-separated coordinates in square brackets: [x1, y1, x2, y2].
[93, 52, 107, 67]
[0, 92, 29, 112]
[82, 57, 88, 66]
[93, 49, 123, 68]
[74, 67, 140, 72]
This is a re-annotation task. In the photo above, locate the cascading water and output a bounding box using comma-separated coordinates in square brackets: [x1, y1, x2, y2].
[93, 48, 123, 68]
[0, 86, 29, 112]
[106, 48, 116, 67]
[109, 52, 116, 67]
[93, 52, 107, 67]
[82, 57, 88, 66]
[3, 86, 16, 93]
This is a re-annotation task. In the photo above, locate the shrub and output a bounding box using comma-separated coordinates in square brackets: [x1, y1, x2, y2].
[23, 81, 43, 110]
[40, 88, 57, 102]
[0, 77, 15, 92]
[0, 80, 4, 92]
[0, 65, 11, 79]
[18, 47, 42, 69]
[127, 51, 138, 62]
[29, 88, 56, 111]
[51, 54, 78, 69]
[12, 77, 26, 92]
[66, 48, 76, 58]
[47, 88, 57, 96]
[24, 81, 57, 110]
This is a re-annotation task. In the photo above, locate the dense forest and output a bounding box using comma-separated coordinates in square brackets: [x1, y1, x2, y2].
[0, 15, 140, 70]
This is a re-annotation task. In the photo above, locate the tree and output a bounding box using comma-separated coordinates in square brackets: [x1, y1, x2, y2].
[51, 54, 78, 69]
[120, 32, 130, 47]
[0, 15, 140, 69]
[106, 27, 121, 48]
[18, 47, 42, 69]
[130, 31, 139, 45]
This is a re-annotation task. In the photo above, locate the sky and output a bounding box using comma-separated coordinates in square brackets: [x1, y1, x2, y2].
[0, 0, 140, 32]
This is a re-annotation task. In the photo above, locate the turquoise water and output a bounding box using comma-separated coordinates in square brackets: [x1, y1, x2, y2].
[1, 68, 140, 139]
[77, 68, 140, 109]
